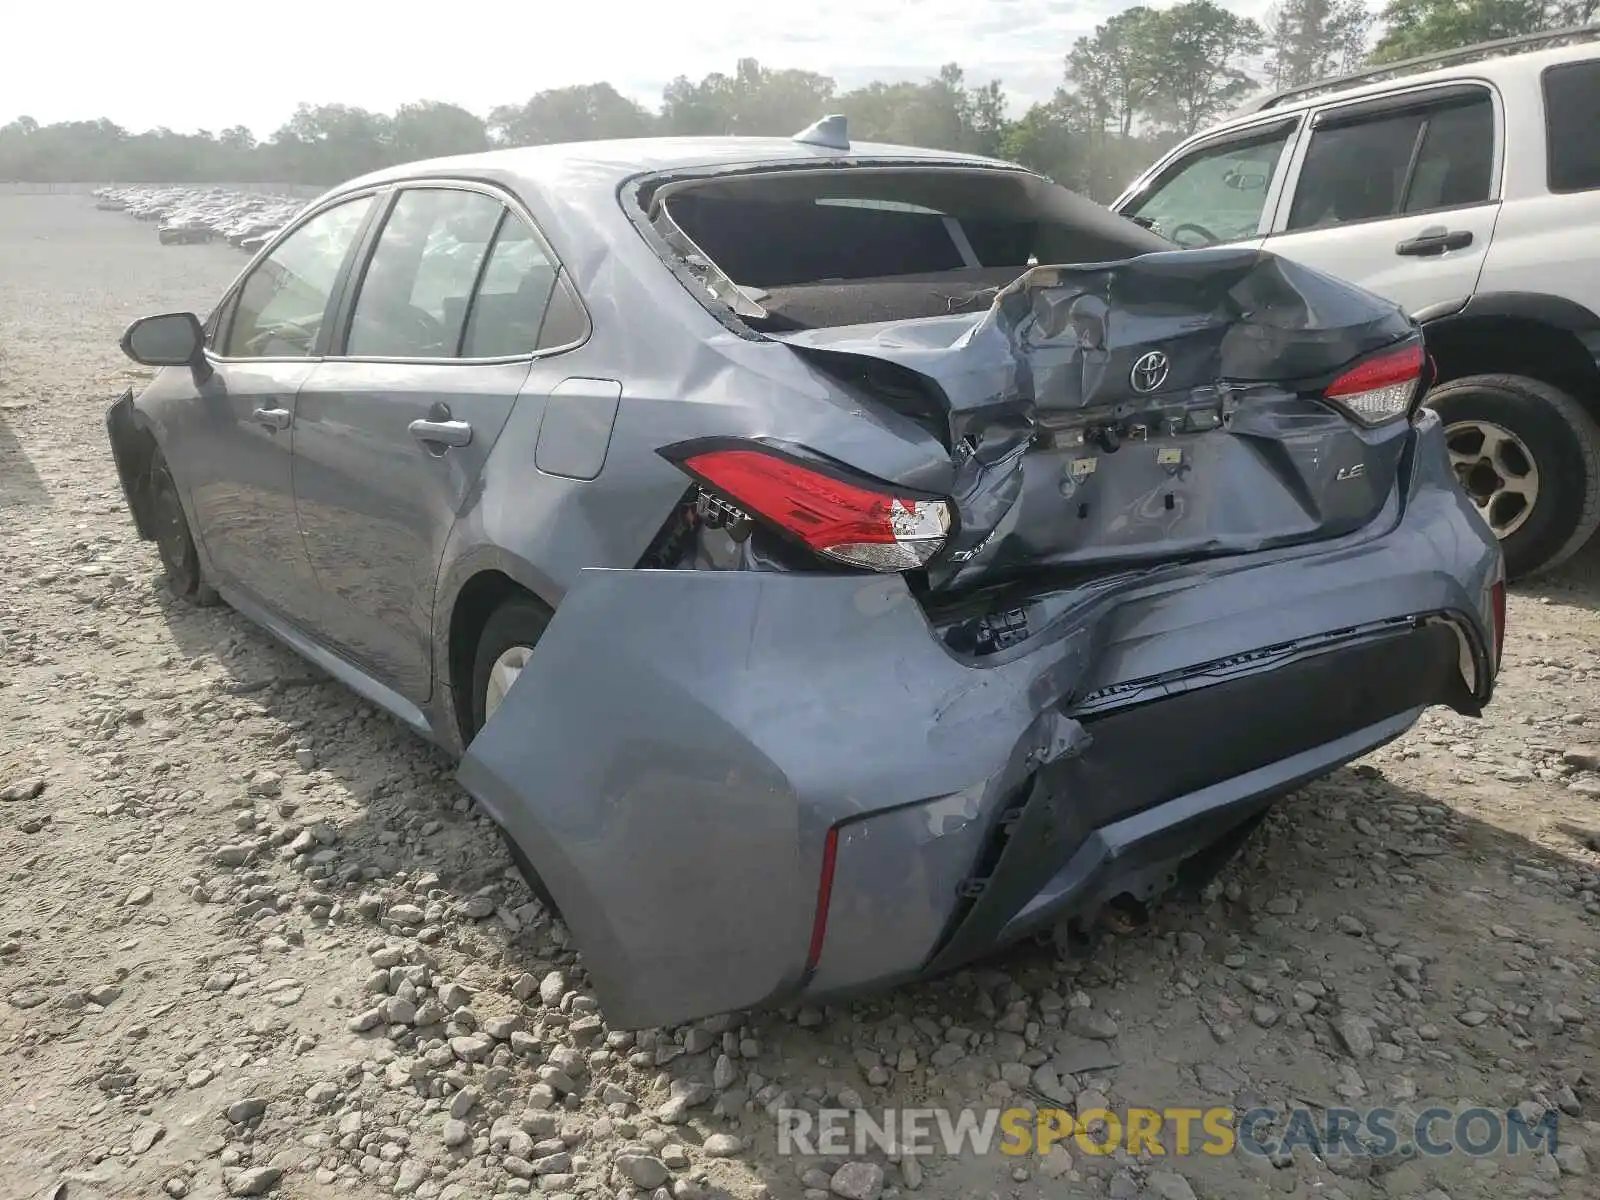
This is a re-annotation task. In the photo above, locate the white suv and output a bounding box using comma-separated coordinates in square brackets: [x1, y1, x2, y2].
[1112, 27, 1600, 580]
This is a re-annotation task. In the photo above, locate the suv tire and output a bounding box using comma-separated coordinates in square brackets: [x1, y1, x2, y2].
[467, 593, 558, 911]
[1424, 373, 1600, 580]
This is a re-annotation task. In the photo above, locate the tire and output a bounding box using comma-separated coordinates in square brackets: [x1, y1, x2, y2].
[146, 454, 219, 606]
[466, 593, 557, 910]
[1423, 373, 1600, 581]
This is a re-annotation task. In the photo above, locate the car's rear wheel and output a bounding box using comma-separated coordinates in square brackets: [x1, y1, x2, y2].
[468, 593, 557, 910]
[1424, 373, 1600, 580]
[147, 454, 218, 606]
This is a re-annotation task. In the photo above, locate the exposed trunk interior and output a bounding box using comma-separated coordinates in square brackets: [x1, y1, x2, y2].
[639, 165, 1172, 331]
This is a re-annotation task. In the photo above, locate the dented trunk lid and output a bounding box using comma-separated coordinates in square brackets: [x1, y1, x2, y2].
[771, 248, 1421, 591]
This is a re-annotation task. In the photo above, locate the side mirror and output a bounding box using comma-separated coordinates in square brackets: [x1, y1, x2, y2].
[121, 312, 206, 369]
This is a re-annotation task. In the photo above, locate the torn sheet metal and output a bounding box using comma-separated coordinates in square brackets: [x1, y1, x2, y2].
[455, 421, 1497, 1030]
[456, 567, 1094, 1030]
[773, 248, 1420, 589]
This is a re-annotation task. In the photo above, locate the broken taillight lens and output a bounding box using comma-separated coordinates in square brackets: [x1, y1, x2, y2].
[1324, 341, 1424, 426]
[677, 445, 952, 571]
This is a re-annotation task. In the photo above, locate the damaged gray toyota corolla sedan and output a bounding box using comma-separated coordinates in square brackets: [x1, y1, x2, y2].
[106, 121, 1505, 1030]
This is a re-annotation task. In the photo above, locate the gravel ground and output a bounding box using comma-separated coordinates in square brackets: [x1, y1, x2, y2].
[1, 194, 1598, 1200]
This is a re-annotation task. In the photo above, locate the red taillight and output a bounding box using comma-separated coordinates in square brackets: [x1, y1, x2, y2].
[1491, 577, 1506, 669]
[805, 826, 840, 973]
[1325, 341, 1424, 425]
[679, 446, 952, 571]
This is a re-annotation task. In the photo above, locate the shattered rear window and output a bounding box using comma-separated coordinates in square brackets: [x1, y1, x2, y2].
[641, 166, 1168, 331]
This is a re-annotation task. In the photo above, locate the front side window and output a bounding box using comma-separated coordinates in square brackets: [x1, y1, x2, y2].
[1285, 90, 1494, 231]
[346, 188, 505, 358]
[223, 196, 372, 358]
[1544, 61, 1600, 193]
[1120, 127, 1295, 247]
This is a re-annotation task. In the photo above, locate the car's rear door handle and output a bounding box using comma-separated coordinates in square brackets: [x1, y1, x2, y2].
[1396, 228, 1473, 256]
[409, 418, 473, 449]
[253, 406, 292, 430]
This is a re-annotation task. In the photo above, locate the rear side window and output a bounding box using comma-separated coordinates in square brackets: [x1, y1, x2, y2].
[461, 216, 560, 357]
[1544, 61, 1600, 193]
[1286, 90, 1494, 231]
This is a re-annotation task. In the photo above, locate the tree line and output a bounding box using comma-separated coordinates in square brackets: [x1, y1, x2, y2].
[2, 0, 1595, 201]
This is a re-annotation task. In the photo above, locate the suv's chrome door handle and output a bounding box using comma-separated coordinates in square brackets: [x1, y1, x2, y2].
[253, 406, 292, 430]
[1396, 229, 1473, 256]
[409, 418, 473, 449]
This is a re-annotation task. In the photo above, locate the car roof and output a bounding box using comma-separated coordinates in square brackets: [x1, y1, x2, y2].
[1206, 36, 1598, 134]
[337, 136, 1028, 200]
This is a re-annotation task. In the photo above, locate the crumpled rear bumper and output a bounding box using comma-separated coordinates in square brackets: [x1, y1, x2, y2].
[458, 413, 1501, 1030]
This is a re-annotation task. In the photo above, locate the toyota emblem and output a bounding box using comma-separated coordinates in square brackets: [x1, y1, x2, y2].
[1130, 350, 1170, 393]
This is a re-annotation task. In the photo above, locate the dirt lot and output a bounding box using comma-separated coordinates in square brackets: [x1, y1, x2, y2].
[1, 193, 1597, 1200]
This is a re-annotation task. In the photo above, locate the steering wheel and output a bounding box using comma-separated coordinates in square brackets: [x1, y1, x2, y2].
[347, 304, 454, 356]
[246, 319, 315, 356]
[1169, 222, 1221, 248]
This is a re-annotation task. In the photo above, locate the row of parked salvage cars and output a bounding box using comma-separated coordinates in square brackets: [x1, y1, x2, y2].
[92, 185, 304, 251]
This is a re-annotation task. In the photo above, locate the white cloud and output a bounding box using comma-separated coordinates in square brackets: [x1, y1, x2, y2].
[5, 0, 1290, 134]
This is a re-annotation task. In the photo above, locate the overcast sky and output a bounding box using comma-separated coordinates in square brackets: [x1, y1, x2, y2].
[5, 0, 1295, 135]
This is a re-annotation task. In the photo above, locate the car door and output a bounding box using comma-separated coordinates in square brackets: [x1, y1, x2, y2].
[291, 183, 582, 703]
[1260, 84, 1502, 315]
[181, 192, 377, 622]
[1114, 116, 1302, 250]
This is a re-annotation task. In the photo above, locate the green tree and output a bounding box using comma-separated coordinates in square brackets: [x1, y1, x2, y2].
[1264, 0, 1375, 86]
[964, 79, 1010, 157]
[1066, 8, 1165, 138]
[1144, 0, 1265, 134]
[659, 58, 836, 136]
[1370, 0, 1547, 63]
[266, 103, 394, 184]
[487, 84, 653, 146]
[1004, 92, 1096, 191]
[835, 64, 1008, 155]
[0, 41, 1297, 194]
[218, 126, 257, 153]
[391, 101, 488, 161]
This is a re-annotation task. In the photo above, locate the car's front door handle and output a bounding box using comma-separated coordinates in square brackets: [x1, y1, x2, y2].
[1396, 228, 1473, 256]
[253, 406, 292, 431]
[409, 418, 473, 449]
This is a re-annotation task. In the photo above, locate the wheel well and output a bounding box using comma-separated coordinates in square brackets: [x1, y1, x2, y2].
[109, 416, 161, 540]
[1424, 316, 1600, 419]
[447, 570, 529, 738]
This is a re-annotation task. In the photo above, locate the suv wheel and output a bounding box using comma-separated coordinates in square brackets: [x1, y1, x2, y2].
[467, 593, 557, 911]
[1424, 374, 1600, 580]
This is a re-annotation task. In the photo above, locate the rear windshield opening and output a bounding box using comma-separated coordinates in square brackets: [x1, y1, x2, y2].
[641, 167, 1169, 332]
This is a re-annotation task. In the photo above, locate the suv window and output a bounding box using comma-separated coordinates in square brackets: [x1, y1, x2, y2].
[346, 188, 505, 358]
[222, 196, 372, 358]
[1544, 61, 1600, 193]
[461, 216, 560, 357]
[1286, 91, 1494, 231]
[1120, 126, 1295, 247]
